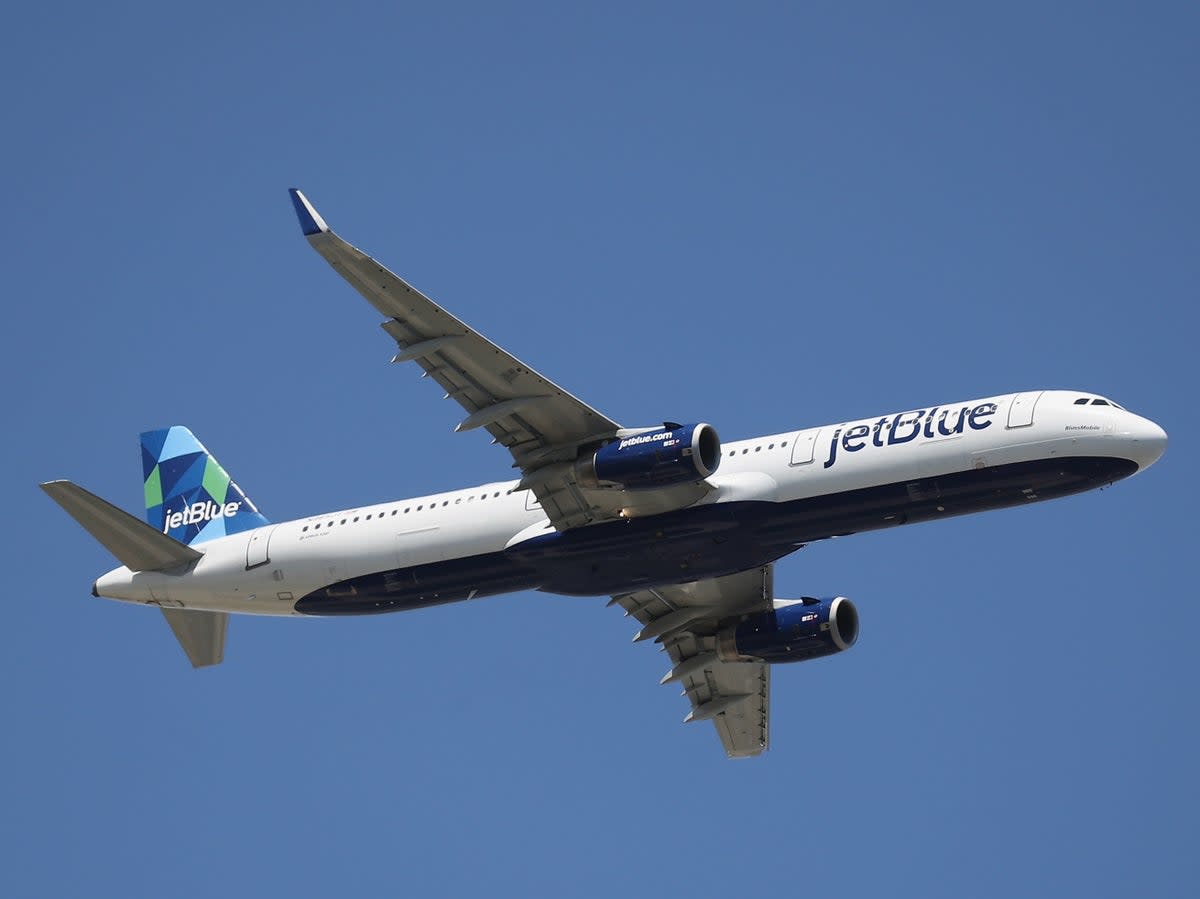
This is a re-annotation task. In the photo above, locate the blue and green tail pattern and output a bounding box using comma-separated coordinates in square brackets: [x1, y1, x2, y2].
[141, 426, 269, 545]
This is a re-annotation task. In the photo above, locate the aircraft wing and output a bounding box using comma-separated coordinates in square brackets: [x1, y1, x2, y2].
[290, 190, 712, 530]
[612, 565, 774, 758]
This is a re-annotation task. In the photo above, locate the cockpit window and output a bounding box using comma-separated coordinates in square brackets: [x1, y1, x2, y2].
[1075, 396, 1125, 409]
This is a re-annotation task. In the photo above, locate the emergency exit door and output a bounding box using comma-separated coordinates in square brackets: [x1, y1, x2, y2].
[245, 525, 278, 570]
[790, 428, 822, 465]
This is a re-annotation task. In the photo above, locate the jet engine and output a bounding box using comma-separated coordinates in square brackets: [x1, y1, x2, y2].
[574, 423, 721, 490]
[718, 596, 859, 664]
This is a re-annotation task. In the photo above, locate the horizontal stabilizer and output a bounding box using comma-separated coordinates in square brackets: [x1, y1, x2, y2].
[161, 608, 227, 667]
[40, 480, 202, 572]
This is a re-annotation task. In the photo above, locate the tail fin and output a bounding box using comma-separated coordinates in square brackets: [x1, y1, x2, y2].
[141, 426, 268, 545]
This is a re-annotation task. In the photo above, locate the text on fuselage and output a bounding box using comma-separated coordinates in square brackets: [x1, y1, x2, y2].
[823, 403, 997, 468]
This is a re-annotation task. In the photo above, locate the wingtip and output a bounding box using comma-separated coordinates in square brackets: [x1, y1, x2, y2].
[288, 188, 329, 236]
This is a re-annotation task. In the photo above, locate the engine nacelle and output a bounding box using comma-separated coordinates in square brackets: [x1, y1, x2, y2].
[718, 596, 859, 664]
[575, 423, 721, 490]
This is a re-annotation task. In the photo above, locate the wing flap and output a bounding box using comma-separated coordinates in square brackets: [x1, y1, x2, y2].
[614, 566, 774, 758]
[683, 654, 770, 758]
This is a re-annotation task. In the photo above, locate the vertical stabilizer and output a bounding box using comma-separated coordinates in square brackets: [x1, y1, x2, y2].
[141, 427, 268, 545]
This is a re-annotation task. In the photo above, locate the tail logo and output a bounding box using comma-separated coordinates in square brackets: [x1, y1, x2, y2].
[140, 426, 269, 545]
[163, 500, 243, 532]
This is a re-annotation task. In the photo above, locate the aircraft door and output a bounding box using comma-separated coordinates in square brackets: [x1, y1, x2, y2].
[245, 525, 278, 570]
[1007, 392, 1043, 429]
[790, 428, 821, 465]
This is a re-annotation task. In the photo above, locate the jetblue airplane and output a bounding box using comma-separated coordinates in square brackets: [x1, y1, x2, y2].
[42, 190, 1168, 758]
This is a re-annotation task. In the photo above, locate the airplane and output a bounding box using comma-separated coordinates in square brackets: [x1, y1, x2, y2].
[41, 189, 1168, 758]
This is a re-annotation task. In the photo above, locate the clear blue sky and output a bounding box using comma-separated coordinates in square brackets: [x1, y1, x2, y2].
[3, 3, 1196, 896]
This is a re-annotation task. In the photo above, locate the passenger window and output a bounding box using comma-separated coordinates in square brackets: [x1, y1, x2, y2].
[302, 526, 309, 532]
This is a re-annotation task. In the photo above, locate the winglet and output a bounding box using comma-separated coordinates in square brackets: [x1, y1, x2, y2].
[288, 188, 329, 236]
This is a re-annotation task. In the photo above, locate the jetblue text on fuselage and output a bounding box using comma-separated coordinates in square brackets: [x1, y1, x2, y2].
[823, 403, 997, 469]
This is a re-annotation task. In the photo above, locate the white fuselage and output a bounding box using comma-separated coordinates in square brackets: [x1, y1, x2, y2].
[94, 390, 1166, 616]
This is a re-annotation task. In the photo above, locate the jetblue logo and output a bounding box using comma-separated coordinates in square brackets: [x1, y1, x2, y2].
[823, 403, 997, 468]
[618, 432, 678, 450]
[164, 500, 242, 532]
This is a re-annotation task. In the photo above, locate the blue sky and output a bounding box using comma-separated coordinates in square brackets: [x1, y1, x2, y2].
[3, 3, 1196, 896]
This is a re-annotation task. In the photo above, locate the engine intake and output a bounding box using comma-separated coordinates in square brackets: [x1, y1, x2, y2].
[575, 423, 721, 490]
[718, 596, 859, 664]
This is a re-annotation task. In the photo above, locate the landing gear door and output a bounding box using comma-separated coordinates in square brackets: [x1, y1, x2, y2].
[245, 525, 278, 570]
[1007, 392, 1043, 429]
[790, 428, 821, 466]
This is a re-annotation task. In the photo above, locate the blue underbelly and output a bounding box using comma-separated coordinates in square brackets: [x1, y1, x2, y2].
[294, 455, 1137, 615]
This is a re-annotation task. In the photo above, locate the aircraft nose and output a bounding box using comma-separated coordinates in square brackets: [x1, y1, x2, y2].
[1126, 415, 1167, 471]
